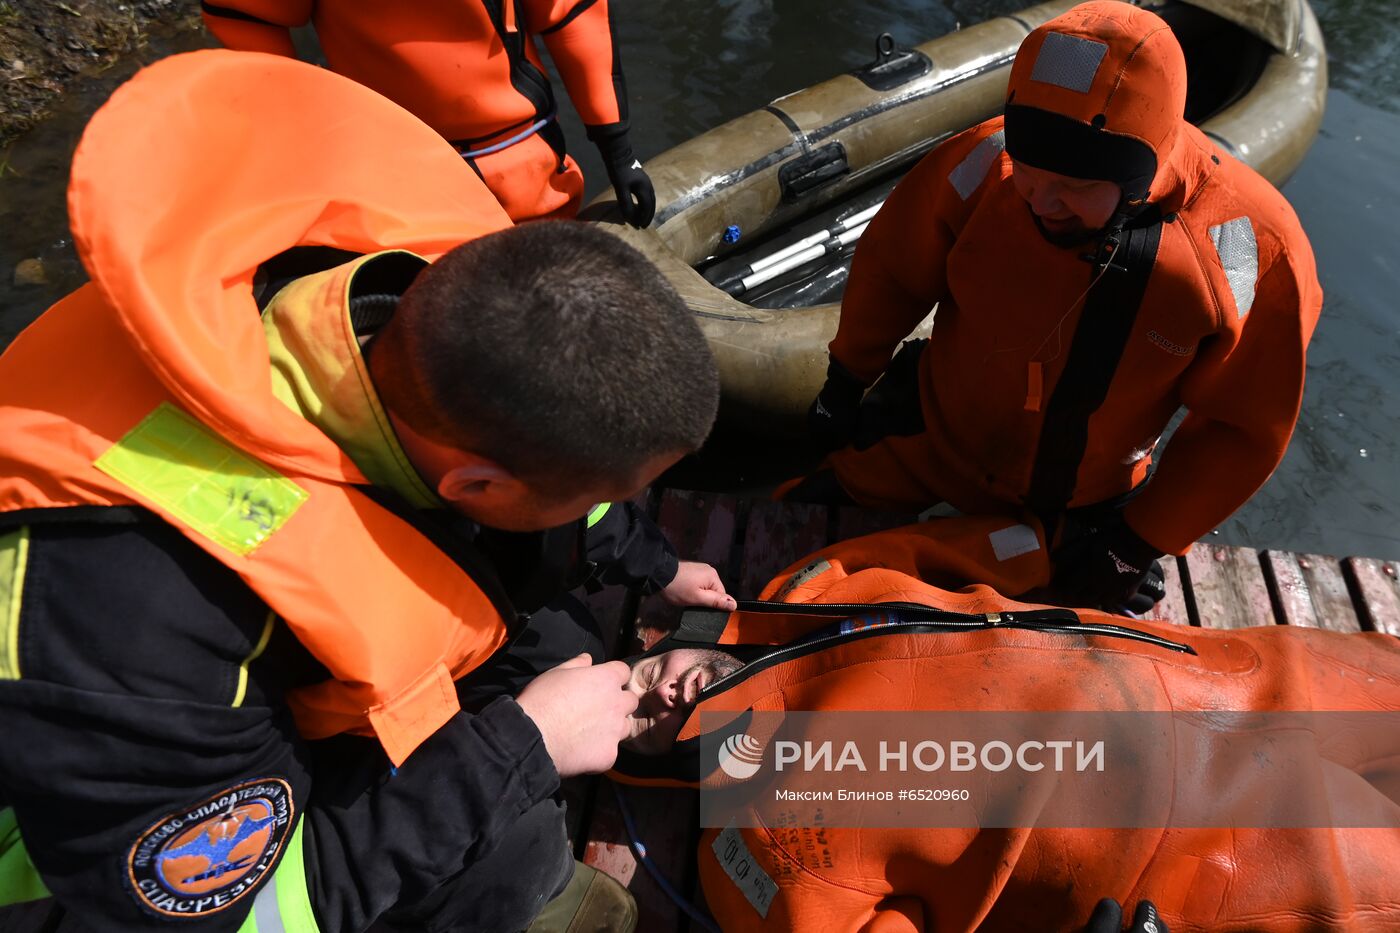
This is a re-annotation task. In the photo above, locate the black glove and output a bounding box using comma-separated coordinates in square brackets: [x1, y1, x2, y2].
[1084, 898, 1169, 933]
[807, 356, 867, 452]
[1052, 517, 1163, 613]
[850, 338, 927, 451]
[587, 122, 655, 228]
[1120, 559, 1166, 616]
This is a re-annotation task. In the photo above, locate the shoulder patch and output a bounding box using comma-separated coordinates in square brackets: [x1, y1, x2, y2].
[127, 778, 293, 919]
[988, 524, 1041, 562]
[95, 403, 308, 556]
[948, 130, 1006, 201]
[1207, 216, 1258, 318]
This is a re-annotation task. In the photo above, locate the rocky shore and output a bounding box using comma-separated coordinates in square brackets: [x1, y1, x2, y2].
[1, 0, 200, 147]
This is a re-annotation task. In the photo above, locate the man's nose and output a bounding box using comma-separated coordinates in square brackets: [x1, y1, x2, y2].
[1029, 183, 1063, 216]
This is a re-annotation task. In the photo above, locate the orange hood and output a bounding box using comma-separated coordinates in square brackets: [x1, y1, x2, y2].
[1003, 1, 1189, 208]
[66, 48, 511, 481]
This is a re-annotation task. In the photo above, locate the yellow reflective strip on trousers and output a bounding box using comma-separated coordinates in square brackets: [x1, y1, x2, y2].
[585, 502, 611, 529]
[0, 527, 29, 681]
[94, 403, 309, 556]
[235, 817, 319, 933]
[0, 808, 50, 906]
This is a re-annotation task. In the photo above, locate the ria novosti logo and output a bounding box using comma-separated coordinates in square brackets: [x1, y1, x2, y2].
[717, 733, 765, 779]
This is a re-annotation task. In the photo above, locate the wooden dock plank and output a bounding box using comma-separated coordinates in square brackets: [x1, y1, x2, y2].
[638, 490, 741, 648]
[1149, 557, 1193, 626]
[583, 783, 698, 933]
[1345, 558, 1400, 636]
[736, 499, 831, 599]
[1262, 550, 1319, 627]
[1260, 549, 1355, 627]
[655, 490, 742, 568]
[1183, 544, 1277, 628]
[1289, 553, 1363, 632]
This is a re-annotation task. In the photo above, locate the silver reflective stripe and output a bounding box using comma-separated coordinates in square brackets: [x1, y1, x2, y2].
[988, 524, 1040, 562]
[253, 878, 285, 933]
[1208, 217, 1258, 318]
[948, 130, 1005, 200]
[1030, 32, 1109, 93]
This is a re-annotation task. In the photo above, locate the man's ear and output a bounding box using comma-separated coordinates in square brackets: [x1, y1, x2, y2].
[436, 453, 521, 506]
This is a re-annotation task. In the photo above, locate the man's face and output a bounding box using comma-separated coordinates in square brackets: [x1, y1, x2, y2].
[1010, 160, 1122, 240]
[452, 447, 687, 532]
[622, 648, 744, 756]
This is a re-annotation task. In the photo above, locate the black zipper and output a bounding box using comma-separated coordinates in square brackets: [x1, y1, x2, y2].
[697, 599, 1196, 698]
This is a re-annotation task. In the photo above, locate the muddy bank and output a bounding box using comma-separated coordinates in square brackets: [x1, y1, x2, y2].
[0, 2, 210, 344]
[0, 0, 200, 146]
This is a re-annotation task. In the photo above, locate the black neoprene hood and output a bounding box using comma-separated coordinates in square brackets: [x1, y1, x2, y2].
[1003, 102, 1158, 203]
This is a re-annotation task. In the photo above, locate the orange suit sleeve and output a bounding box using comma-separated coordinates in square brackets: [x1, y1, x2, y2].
[829, 133, 974, 384]
[525, 0, 626, 127]
[200, 0, 312, 58]
[1124, 234, 1323, 555]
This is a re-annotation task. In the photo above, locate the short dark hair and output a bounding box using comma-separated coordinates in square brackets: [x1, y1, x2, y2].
[371, 221, 719, 485]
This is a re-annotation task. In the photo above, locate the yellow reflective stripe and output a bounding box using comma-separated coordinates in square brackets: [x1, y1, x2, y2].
[585, 502, 611, 529]
[0, 807, 50, 906]
[234, 817, 318, 933]
[232, 611, 277, 708]
[274, 817, 318, 931]
[0, 526, 29, 681]
[94, 403, 309, 556]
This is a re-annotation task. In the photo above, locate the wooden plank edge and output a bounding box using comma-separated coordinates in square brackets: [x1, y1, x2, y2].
[1181, 544, 1277, 628]
[583, 782, 697, 931]
[1295, 553, 1363, 632]
[1176, 551, 1204, 628]
[1343, 557, 1400, 636]
[639, 489, 742, 648]
[1259, 549, 1317, 627]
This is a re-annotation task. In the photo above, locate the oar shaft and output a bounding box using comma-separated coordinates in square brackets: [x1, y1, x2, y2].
[746, 201, 884, 274]
[737, 220, 870, 293]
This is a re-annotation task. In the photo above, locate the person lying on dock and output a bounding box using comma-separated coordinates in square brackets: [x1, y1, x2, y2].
[613, 515, 1400, 932]
[791, 1, 1323, 619]
[0, 50, 731, 933]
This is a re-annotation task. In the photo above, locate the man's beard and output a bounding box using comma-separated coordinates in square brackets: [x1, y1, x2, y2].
[1030, 208, 1104, 248]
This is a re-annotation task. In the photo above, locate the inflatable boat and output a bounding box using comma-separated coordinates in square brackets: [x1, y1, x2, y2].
[584, 0, 1326, 436]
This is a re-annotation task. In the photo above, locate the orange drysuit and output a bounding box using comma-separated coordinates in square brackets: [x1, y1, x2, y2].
[826, 2, 1323, 557]
[614, 517, 1400, 931]
[201, 0, 632, 221]
[0, 50, 517, 766]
